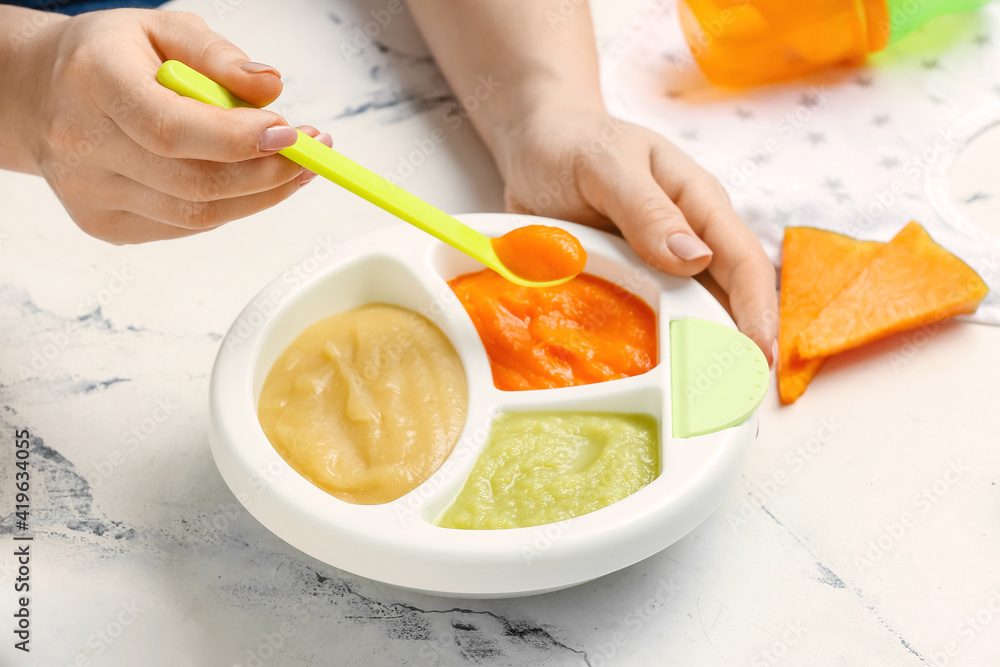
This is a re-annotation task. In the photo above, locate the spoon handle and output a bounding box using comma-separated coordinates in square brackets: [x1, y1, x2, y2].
[156, 60, 492, 262]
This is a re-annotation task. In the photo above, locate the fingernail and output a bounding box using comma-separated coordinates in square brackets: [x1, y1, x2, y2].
[242, 61, 280, 76]
[315, 132, 333, 148]
[770, 338, 779, 369]
[667, 233, 712, 261]
[298, 170, 317, 187]
[259, 125, 298, 152]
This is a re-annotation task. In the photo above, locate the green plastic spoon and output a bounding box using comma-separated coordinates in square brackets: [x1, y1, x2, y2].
[156, 60, 574, 288]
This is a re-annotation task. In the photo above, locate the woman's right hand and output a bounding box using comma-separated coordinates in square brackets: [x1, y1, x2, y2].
[2, 8, 329, 243]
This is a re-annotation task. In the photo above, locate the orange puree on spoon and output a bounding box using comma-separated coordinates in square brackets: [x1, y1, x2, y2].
[449, 270, 657, 391]
[490, 225, 587, 283]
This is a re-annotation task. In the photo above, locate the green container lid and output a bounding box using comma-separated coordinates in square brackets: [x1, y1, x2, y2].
[886, 0, 996, 42]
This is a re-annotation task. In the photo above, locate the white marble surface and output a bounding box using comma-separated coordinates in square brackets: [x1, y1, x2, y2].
[1, 1, 999, 665]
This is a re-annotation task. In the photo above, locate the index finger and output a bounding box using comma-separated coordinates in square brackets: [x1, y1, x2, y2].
[664, 171, 779, 364]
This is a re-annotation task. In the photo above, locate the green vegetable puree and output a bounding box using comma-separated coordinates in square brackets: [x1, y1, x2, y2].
[437, 413, 659, 530]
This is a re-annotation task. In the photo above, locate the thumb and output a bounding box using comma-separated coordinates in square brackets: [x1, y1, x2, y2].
[146, 11, 283, 107]
[593, 169, 713, 276]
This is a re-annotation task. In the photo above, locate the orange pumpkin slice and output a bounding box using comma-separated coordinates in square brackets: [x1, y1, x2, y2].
[778, 227, 883, 404]
[794, 222, 989, 361]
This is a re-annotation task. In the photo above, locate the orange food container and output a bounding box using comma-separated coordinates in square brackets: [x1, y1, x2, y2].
[678, 0, 891, 86]
[680, 0, 998, 87]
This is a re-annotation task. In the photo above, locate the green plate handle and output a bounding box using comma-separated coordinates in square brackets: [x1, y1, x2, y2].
[670, 318, 769, 438]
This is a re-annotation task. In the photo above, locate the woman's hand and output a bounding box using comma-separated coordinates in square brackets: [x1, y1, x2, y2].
[496, 107, 778, 364]
[1, 8, 329, 244]
[407, 0, 778, 365]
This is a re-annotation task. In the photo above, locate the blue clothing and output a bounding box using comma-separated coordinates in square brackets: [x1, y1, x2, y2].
[2, 0, 166, 15]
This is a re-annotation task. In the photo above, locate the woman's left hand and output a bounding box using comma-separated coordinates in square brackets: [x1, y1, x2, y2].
[495, 107, 778, 365]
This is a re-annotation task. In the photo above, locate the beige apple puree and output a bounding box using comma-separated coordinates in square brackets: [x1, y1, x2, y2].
[257, 304, 468, 505]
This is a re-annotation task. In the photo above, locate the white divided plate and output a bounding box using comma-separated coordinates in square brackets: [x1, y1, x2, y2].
[209, 213, 768, 598]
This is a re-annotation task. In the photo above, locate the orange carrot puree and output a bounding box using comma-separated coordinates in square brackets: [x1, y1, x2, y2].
[448, 269, 657, 390]
[490, 225, 587, 282]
